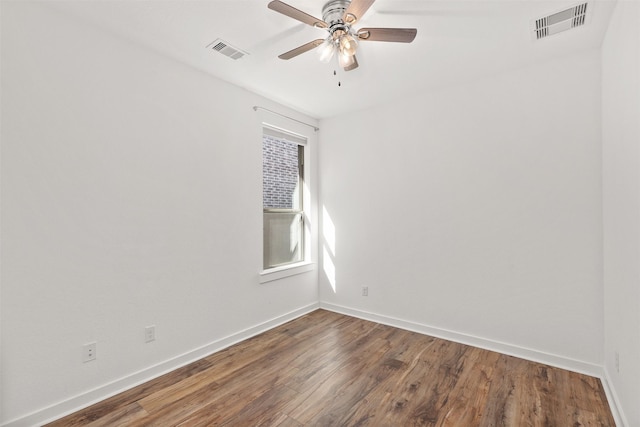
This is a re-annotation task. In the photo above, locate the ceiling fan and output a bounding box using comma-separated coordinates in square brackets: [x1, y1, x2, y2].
[268, 0, 417, 71]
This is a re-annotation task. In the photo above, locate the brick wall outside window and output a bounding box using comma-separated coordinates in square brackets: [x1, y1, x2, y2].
[263, 135, 299, 209]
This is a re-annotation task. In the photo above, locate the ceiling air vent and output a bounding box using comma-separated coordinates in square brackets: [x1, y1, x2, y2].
[532, 2, 590, 40]
[207, 39, 248, 60]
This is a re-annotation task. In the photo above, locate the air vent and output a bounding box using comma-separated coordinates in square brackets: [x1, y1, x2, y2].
[207, 39, 248, 60]
[532, 3, 590, 40]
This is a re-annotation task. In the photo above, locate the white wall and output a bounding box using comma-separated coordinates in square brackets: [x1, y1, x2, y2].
[319, 50, 604, 372]
[0, 2, 318, 425]
[602, 1, 640, 426]
[2, 1, 635, 425]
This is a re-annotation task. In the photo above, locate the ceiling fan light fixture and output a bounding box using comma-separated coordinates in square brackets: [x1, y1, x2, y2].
[317, 37, 336, 62]
[338, 51, 356, 68]
[339, 33, 358, 56]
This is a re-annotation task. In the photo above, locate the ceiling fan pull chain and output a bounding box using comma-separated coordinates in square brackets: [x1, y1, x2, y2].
[332, 69, 342, 87]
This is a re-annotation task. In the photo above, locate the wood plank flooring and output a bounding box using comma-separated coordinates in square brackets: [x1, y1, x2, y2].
[46, 310, 616, 426]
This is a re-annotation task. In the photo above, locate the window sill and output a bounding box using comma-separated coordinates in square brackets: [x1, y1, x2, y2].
[259, 262, 315, 284]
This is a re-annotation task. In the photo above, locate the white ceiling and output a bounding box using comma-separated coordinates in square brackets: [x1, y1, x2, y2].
[48, 0, 616, 119]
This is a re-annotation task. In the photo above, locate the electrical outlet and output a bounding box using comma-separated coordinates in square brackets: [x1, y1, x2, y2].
[145, 325, 156, 343]
[362, 286, 368, 296]
[83, 342, 96, 363]
[615, 351, 620, 373]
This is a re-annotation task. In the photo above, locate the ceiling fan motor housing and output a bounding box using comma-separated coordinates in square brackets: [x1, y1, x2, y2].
[322, 0, 352, 33]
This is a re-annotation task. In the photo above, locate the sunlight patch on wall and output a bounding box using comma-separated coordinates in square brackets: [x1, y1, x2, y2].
[323, 205, 336, 255]
[322, 205, 337, 292]
[323, 246, 337, 292]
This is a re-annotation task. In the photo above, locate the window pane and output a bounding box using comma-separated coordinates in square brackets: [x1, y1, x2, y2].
[263, 136, 301, 210]
[263, 211, 304, 269]
[262, 129, 306, 270]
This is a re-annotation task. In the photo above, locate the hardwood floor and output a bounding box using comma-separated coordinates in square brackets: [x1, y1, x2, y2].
[46, 310, 616, 426]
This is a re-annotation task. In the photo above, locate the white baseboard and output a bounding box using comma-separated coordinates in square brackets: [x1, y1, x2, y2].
[320, 303, 602, 375]
[601, 367, 629, 427]
[7, 302, 626, 427]
[321, 302, 629, 425]
[3, 303, 319, 427]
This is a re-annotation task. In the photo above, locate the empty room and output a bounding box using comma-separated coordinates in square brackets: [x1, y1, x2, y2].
[1, 0, 638, 426]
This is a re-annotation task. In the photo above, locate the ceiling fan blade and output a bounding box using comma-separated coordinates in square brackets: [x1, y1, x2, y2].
[268, 0, 328, 28]
[344, 55, 359, 72]
[278, 39, 324, 60]
[357, 28, 417, 43]
[343, 0, 375, 25]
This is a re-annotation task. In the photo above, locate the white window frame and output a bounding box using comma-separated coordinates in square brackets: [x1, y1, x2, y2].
[259, 121, 315, 284]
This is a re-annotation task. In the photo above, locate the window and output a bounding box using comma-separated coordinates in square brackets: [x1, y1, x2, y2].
[262, 127, 306, 270]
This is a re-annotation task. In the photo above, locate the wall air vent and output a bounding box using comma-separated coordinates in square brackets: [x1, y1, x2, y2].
[207, 39, 248, 60]
[532, 2, 590, 40]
